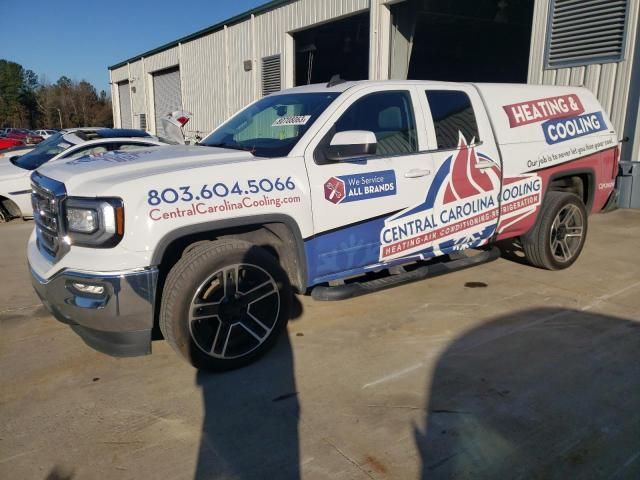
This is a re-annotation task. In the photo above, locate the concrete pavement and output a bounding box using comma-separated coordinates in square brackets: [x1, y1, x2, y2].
[1, 210, 639, 479]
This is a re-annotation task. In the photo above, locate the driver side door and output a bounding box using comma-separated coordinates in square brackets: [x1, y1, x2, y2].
[303, 85, 438, 285]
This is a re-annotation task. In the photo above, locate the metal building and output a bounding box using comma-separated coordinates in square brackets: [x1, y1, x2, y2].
[109, 0, 640, 204]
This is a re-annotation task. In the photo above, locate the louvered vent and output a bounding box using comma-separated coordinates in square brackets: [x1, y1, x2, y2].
[546, 0, 629, 68]
[139, 113, 147, 131]
[262, 55, 281, 96]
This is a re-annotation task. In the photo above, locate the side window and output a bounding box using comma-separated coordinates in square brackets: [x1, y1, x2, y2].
[335, 91, 418, 156]
[425, 90, 480, 150]
[63, 145, 108, 160]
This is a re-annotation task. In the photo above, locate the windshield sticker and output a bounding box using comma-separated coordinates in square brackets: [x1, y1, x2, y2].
[503, 94, 584, 128]
[324, 170, 396, 205]
[58, 142, 72, 149]
[271, 115, 311, 127]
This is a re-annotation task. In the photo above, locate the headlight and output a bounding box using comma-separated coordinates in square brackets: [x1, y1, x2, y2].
[66, 207, 98, 233]
[64, 197, 124, 247]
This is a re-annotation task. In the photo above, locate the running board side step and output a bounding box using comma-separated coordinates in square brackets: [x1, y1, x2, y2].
[311, 247, 501, 301]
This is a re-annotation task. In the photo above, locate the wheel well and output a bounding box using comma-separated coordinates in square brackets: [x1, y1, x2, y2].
[157, 222, 306, 294]
[0, 196, 21, 221]
[548, 173, 593, 211]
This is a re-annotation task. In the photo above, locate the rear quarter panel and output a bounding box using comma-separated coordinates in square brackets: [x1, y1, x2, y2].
[475, 84, 618, 240]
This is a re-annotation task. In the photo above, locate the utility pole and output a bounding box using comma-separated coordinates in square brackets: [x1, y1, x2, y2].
[56, 108, 63, 129]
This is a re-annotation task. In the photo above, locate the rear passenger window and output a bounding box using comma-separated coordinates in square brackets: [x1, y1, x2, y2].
[426, 91, 480, 150]
[335, 91, 418, 156]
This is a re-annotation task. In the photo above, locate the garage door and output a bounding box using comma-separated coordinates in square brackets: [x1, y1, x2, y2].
[118, 81, 132, 129]
[153, 67, 182, 136]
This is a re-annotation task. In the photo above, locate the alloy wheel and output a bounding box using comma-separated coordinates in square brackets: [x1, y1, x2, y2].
[188, 263, 280, 359]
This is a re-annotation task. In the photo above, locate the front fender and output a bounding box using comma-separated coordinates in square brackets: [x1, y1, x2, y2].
[150, 213, 308, 291]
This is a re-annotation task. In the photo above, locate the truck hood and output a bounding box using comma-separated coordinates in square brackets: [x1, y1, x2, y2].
[36, 145, 256, 193]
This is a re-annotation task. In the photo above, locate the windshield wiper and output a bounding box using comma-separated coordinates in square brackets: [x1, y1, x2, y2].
[205, 142, 255, 153]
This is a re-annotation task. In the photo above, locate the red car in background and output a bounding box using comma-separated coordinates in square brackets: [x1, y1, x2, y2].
[4, 128, 44, 146]
[0, 136, 24, 151]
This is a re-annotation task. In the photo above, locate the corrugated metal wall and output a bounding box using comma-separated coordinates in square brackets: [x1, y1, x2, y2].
[111, 0, 369, 135]
[227, 21, 255, 116]
[254, 0, 368, 56]
[144, 47, 180, 73]
[128, 61, 146, 129]
[111, 0, 638, 161]
[180, 30, 227, 135]
[528, 0, 640, 161]
[111, 66, 129, 83]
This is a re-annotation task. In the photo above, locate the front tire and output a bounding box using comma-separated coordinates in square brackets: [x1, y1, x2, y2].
[521, 191, 588, 270]
[160, 239, 292, 370]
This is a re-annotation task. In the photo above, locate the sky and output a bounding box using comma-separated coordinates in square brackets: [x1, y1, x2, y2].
[0, 0, 266, 94]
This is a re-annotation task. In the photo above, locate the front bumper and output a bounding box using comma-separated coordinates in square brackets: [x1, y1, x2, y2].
[30, 265, 158, 357]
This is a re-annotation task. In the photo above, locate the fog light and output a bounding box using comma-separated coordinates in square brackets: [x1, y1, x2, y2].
[72, 283, 104, 295]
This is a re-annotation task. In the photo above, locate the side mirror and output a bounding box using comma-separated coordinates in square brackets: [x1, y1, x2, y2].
[325, 130, 377, 161]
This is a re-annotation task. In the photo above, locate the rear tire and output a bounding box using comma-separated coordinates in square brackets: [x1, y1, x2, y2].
[521, 191, 588, 270]
[159, 239, 292, 370]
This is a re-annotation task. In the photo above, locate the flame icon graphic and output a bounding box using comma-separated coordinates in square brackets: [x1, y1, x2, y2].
[442, 134, 501, 204]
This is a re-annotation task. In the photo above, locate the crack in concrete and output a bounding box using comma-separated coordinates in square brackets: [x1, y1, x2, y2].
[322, 437, 375, 479]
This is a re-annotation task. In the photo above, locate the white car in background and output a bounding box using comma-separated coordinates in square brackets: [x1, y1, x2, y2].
[0, 128, 166, 221]
[33, 129, 59, 139]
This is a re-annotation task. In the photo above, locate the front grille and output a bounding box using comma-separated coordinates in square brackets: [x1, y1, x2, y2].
[31, 173, 66, 260]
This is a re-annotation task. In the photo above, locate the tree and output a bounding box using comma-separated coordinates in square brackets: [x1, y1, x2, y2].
[0, 60, 30, 127]
[0, 59, 113, 129]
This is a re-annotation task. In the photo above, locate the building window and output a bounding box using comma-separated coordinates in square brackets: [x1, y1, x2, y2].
[425, 91, 480, 150]
[545, 0, 630, 69]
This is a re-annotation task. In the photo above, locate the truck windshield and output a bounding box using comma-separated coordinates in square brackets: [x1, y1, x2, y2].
[12, 133, 73, 170]
[201, 92, 340, 157]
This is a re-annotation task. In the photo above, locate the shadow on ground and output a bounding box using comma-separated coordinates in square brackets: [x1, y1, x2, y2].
[416, 307, 640, 479]
[495, 239, 530, 266]
[192, 245, 303, 479]
[194, 332, 300, 479]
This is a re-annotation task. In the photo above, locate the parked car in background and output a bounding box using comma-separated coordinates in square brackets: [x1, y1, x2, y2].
[0, 136, 24, 151]
[4, 128, 44, 145]
[33, 129, 58, 139]
[0, 128, 168, 221]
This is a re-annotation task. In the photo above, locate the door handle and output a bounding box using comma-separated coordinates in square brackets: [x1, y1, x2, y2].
[404, 168, 432, 178]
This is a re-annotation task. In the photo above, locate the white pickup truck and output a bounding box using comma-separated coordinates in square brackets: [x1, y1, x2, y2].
[28, 80, 619, 370]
